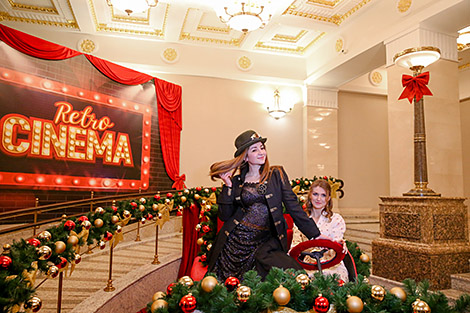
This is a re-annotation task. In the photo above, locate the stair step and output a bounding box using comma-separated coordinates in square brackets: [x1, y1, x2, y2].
[441, 289, 468, 304]
[451, 272, 470, 293]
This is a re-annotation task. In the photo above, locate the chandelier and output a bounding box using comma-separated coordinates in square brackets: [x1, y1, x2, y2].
[106, 0, 157, 15]
[267, 89, 292, 119]
[215, 1, 273, 33]
[457, 26, 470, 49]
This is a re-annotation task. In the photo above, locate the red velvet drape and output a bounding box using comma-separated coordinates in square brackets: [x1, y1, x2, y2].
[177, 204, 200, 278]
[0, 24, 184, 189]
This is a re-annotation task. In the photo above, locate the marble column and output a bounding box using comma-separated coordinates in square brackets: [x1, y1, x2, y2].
[372, 27, 469, 289]
[303, 87, 338, 179]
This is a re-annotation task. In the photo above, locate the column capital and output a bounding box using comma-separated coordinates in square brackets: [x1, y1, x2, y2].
[384, 26, 458, 67]
[305, 86, 339, 109]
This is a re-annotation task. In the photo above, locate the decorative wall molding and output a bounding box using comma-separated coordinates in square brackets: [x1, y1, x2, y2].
[305, 87, 338, 108]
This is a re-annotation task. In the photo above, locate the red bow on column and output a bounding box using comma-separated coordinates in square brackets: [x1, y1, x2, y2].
[172, 174, 186, 190]
[398, 72, 433, 103]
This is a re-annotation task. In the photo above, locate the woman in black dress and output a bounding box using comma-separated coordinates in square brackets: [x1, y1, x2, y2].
[207, 130, 328, 281]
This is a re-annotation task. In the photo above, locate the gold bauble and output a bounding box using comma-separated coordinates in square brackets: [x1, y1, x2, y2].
[359, 253, 370, 263]
[95, 207, 105, 214]
[194, 194, 200, 200]
[82, 220, 92, 230]
[295, 273, 310, 289]
[412, 299, 431, 313]
[67, 235, 79, 246]
[152, 291, 166, 302]
[123, 210, 131, 218]
[47, 265, 59, 278]
[346, 296, 363, 313]
[94, 218, 104, 228]
[37, 245, 52, 260]
[181, 196, 187, 203]
[139, 204, 146, 212]
[390, 287, 407, 302]
[237, 285, 251, 302]
[111, 215, 120, 224]
[371, 285, 386, 301]
[152, 203, 158, 211]
[3, 243, 11, 254]
[24, 296, 42, 312]
[139, 197, 146, 204]
[151, 299, 168, 311]
[273, 285, 291, 306]
[201, 276, 218, 292]
[54, 241, 66, 254]
[363, 277, 370, 284]
[196, 237, 204, 246]
[179, 275, 194, 287]
[207, 243, 212, 251]
[38, 230, 52, 241]
[299, 196, 306, 202]
[184, 189, 190, 194]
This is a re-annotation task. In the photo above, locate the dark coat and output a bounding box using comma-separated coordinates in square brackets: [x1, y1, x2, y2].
[207, 166, 321, 272]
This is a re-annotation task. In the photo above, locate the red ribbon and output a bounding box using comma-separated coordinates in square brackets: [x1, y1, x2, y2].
[172, 174, 186, 190]
[398, 72, 433, 103]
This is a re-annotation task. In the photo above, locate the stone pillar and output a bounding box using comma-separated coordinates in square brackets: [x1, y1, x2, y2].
[372, 27, 469, 290]
[303, 87, 338, 179]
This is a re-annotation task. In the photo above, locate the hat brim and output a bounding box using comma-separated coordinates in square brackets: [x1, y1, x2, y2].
[234, 137, 267, 157]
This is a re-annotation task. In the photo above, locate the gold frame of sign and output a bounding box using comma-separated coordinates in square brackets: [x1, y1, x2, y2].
[372, 196, 470, 289]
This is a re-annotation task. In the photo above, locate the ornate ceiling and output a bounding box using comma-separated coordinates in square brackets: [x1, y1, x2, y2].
[0, 0, 468, 88]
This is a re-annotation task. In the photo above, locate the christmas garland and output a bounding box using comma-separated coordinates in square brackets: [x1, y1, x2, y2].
[147, 269, 470, 313]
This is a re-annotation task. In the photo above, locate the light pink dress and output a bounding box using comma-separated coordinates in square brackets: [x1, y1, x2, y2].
[290, 210, 349, 282]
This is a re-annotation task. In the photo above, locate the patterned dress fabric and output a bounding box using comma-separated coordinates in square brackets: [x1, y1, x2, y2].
[213, 182, 271, 281]
[291, 211, 349, 282]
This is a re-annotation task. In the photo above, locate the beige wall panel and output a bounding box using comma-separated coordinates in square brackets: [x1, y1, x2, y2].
[338, 91, 390, 210]
[461, 98, 470, 199]
[156, 74, 304, 188]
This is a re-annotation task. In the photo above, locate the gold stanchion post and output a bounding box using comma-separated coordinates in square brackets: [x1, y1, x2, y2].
[33, 198, 39, 237]
[89, 191, 94, 212]
[104, 243, 116, 292]
[152, 225, 160, 264]
[57, 271, 63, 313]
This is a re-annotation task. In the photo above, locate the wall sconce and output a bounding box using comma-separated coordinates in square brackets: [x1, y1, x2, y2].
[393, 46, 440, 196]
[267, 89, 292, 119]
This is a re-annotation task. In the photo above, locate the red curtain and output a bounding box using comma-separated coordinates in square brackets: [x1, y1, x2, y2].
[0, 24, 184, 189]
[177, 204, 200, 278]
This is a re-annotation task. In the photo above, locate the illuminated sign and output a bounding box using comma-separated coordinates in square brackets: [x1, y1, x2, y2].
[0, 67, 151, 190]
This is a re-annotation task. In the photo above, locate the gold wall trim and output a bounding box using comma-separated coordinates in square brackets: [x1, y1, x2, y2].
[272, 30, 307, 43]
[459, 63, 470, 71]
[0, 11, 78, 28]
[111, 6, 150, 24]
[7, 0, 58, 14]
[255, 32, 325, 54]
[284, 0, 373, 25]
[179, 9, 245, 46]
[197, 12, 231, 34]
[306, 0, 343, 7]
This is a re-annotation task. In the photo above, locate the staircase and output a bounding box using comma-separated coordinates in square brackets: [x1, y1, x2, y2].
[343, 214, 379, 255]
[34, 217, 182, 313]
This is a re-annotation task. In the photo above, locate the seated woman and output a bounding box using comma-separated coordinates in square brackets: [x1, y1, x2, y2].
[207, 130, 328, 281]
[290, 179, 349, 282]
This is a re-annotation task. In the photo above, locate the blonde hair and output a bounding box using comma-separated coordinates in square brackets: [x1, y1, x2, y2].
[306, 179, 333, 219]
[210, 144, 277, 184]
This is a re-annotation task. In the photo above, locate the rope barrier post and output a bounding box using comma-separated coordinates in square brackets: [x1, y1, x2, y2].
[57, 271, 64, 313]
[104, 243, 116, 292]
[32, 198, 39, 237]
[135, 219, 141, 242]
[151, 225, 160, 264]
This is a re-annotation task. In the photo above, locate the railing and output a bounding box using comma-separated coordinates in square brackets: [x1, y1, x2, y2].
[0, 190, 177, 313]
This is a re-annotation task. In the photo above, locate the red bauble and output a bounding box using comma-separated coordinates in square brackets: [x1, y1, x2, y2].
[28, 238, 41, 247]
[338, 279, 345, 287]
[225, 276, 240, 292]
[0, 255, 12, 269]
[211, 187, 217, 192]
[154, 194, 161, 201]
[202, 225, 211, 233]
[200, 254, 207, 262]
[177, 210, 183, 216]
[112, 206, 118, 213]
[314, 295, 330, 313]
[167, 282, 176, 295]
[179, 294, 197, 313]
[146, 213, 153, 220]
[302, 204, 307, 209]
[166, 192, 173, 198]
[104, 231, 113, 241]
[296, 180, 300, 184]
[196, 187, 202, 191]
[64, 220, 76, 231]
[323, 176, 328, 180]
[78, 216, 88, 223]
[130, 202, 137, 208]
[55, 257, 68, 269]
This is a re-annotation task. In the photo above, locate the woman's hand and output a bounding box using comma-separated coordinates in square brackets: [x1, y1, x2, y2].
[316, 235, 348, 254]
[219, 172, 232, 187]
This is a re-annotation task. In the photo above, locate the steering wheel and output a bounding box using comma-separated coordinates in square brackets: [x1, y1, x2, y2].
[289, 239, 346, 272]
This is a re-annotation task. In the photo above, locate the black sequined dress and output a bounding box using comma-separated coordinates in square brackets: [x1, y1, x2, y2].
[213, 182, 271, 281]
